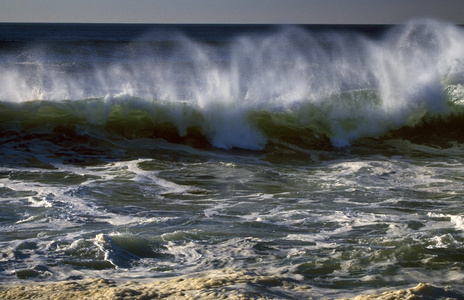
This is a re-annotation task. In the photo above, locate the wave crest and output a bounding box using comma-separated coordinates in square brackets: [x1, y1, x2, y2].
[1, 20, 464, 149]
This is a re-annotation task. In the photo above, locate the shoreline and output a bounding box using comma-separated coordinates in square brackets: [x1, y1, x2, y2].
[1, 271, 463, 300]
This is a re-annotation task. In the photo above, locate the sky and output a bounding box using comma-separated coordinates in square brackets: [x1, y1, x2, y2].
[0, 0, 463, 24]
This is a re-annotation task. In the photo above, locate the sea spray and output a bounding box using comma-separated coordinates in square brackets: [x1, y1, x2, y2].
[1, 20, 464, 149]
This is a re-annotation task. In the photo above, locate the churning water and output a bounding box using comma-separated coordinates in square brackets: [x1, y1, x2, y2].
[0, 20, 464, 299]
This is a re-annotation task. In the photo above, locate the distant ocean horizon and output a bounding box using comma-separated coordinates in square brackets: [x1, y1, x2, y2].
[1, 20, 464, 299]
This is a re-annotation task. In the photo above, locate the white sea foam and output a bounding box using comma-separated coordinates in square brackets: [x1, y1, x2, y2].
[0, 161, 182, 231]
[1, 20, 464, 149]
[427, 213, 464, 232]
[317, 159, 454, 194]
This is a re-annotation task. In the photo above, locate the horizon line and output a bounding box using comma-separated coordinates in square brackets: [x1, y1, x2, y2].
[1, 21, 461, 26]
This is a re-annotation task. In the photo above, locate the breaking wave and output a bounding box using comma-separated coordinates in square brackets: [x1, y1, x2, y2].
[1, 19, 464, 150]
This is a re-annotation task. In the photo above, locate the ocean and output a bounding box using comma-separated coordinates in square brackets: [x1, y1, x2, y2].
[0, 21, 463, 299]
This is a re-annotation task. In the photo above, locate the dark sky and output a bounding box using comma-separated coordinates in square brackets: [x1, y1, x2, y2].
[0, 0, 463, 24]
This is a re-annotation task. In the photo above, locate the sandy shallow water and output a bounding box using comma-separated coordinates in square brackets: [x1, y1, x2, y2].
[1, 271, 463, 300]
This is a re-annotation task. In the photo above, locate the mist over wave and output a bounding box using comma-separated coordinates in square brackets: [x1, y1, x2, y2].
[1, 19, 464, 149]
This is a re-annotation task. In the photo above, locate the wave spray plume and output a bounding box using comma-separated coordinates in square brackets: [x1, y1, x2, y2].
[1, 19, 464, 149]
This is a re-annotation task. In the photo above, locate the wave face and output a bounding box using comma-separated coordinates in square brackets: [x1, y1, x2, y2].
[1, 21, 463, 150]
